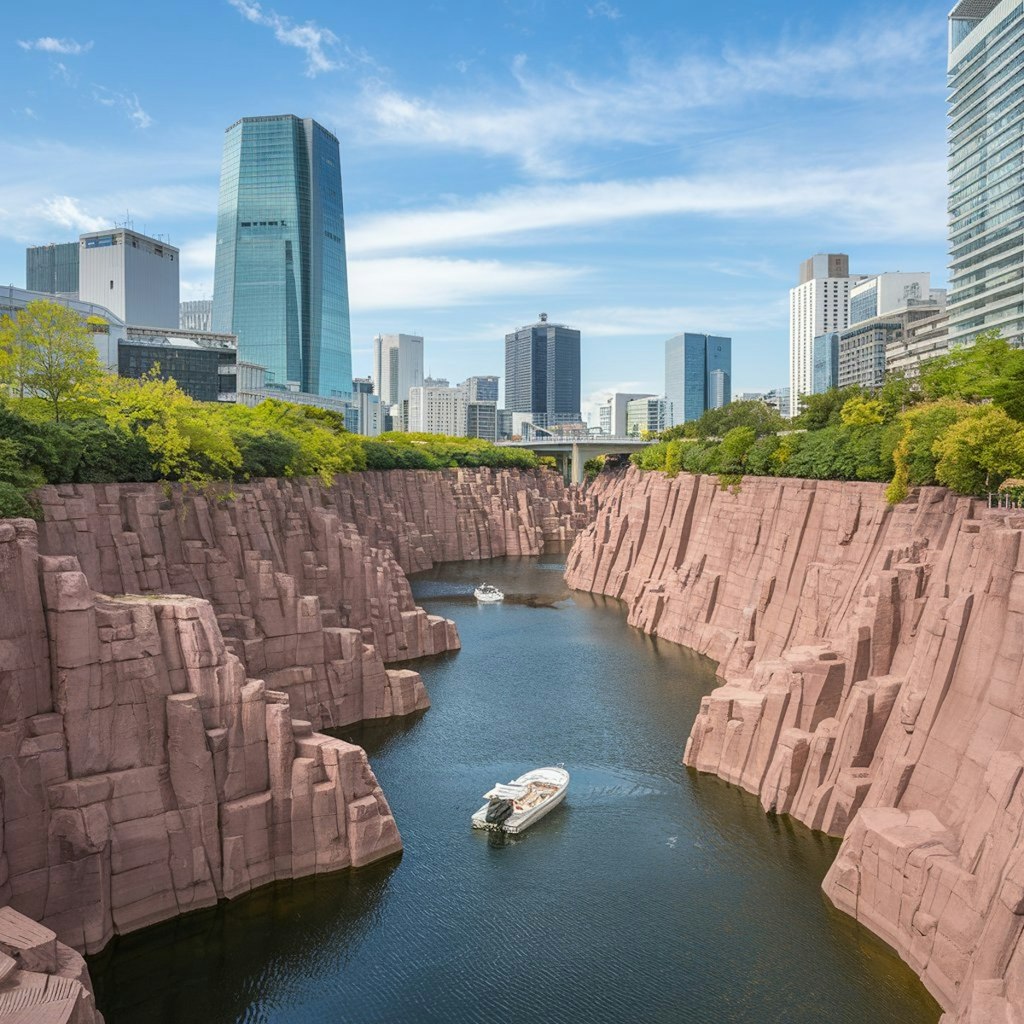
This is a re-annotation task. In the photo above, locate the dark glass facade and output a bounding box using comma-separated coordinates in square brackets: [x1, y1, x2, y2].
[26, 242, 79, 294]
[213, 115, 352, 399]
[504, 319, 581, 427]
[118, 343, 236, 402]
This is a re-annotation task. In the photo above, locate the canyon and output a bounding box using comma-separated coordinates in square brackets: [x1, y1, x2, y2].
[566, 467, 1024, 1024]
[0, 468, 588, 1024]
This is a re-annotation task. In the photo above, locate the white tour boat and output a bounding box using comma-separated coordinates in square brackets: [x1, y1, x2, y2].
[474, 583, 504, 603]
[472, 766, 570, 833]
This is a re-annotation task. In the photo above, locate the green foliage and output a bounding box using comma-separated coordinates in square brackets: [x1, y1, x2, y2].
[661, 399, 784, 441]
[793, 386, 864, 430]
[932, 406, 1024, 495]
[583, 455, 605, 481]
[840, 396, 885, 427]
[717, 427, 757, 473]
[0, 482, 38, 519]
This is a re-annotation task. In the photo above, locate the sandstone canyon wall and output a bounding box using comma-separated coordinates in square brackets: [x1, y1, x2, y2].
[0, 467, 586, 1010]
[566, 467, 1024, 1024]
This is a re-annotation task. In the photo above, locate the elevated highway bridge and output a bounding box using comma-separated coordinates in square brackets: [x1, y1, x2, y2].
[497, 435, 654, 485]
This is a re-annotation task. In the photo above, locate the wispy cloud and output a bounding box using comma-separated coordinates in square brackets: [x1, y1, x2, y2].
[348, 160, 947, 256]
[353, 12, 944, 177]
[348, 257, 587, 311]
[227, 0, 365, 76]
[587, 2, 621, 19]
[91, 86, 153, 128]
[18, 37, 93, 55]
[28, 196, 107, 235]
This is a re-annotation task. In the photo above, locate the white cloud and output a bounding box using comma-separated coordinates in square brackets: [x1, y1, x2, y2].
[18, 37, 93, 55]
[566, 302, 787, 338]
[28, 196, 107, 234]
[227, 0, 346, 76]
[91, 86, 153, 128]
[347, 257, 587, 311]
[347, 160, 946, 257]
[587, 2, 621, 19]
[352, 14, 943, 177]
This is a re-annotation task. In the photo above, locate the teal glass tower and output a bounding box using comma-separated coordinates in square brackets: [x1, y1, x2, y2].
[213, 115, 352, 398]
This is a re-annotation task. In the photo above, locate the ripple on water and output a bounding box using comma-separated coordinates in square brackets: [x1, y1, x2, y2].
[90, 553, 940, 1024]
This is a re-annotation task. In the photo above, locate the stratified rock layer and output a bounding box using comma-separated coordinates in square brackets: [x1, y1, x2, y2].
[0, 468, 586, 969]
[566, 468, 1024, 1023]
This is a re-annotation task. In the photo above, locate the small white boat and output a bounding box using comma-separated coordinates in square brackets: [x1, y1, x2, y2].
[472, 766, 570, 833]
[474, 583, 504, 603]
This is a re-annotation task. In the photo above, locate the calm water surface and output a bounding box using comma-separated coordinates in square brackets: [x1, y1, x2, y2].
[90, 552, 940, 1024]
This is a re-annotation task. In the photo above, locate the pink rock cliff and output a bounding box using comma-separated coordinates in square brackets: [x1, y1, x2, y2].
[0, 468, 586, 974]
[566, 468, 1024, 1023]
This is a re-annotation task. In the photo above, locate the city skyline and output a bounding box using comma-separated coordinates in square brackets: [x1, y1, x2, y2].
[0, 0, 952, 421]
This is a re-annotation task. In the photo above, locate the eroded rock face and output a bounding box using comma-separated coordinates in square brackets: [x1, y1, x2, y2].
[0, 468, 587, 968]
[566, 468, 1024, 1022]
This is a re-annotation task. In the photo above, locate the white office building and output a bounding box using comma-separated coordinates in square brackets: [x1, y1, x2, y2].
[78, 228, 180, 329]
[598, 393, 654, 435]
[789, 254, 866, 417]
[626, 397, 669, 436]
[849, 273, 937, 325]
[372, 333, 425, 409]
[180, 300, 213, 332]
[948, 1, 1024, 348]
[407, 386, 467, 436]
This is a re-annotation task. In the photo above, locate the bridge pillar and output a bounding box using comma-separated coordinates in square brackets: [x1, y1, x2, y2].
[571, 443, 585, 486]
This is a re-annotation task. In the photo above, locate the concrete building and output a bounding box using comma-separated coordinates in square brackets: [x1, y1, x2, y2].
[372, 333, 424, 410]
[664, 333, 731, 424]
[887, 308, 952, 378]
[212, 115, 353, 399]
[79, 228, 180, 329]
[812, 333, 840, 394]
[839, 302, 948, 389]
[849, 273, 934, 325]
[424, 375, 450, 388]
[504, 314, 581, 432]
[350, 377, 382, 437]
[459, 375, 499, 403]
[626, 396, 669, 436]
[466, 401, 498, 442]
[598, 393, 654, 436]
[26, 242, 78, 297]
[407, 386, 466, 436]
[789, 254, 866, 416]
[180, 300, 213, 332]
[118, 326, 240, 403]
[948, 1, 1024, 349]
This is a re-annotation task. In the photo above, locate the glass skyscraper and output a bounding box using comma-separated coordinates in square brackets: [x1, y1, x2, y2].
[504, 314, 581, 429]
[213, 115, 352, 398]
[664, 333, 731, 424]
[948, 1, 1024, 348]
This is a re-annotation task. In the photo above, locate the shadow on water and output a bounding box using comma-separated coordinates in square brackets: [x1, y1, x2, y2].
[89, 550, 941, 1024]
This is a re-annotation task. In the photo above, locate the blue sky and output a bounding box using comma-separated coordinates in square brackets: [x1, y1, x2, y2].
[1, 0, 951, 419]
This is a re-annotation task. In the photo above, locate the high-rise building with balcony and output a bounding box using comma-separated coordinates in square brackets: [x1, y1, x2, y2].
[212, 114, 353, 399]
[664, 333, 731, 425]
[948, 1, 1024, 349]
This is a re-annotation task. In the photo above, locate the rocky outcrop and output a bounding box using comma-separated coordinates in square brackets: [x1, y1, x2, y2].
[0, 468, 586, 967]
[35, 469, 588, 731]
[0, 905, 104, 1023]
[566, 468, 1024, 1023]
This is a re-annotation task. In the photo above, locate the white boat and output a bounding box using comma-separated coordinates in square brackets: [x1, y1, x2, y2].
[472, 766, 570, 833]
[474, 583, 504, 603]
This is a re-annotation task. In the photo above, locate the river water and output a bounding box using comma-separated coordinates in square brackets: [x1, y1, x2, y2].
[90, 552, 940, 1024]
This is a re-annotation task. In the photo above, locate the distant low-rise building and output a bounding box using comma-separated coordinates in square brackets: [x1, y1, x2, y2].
[886, 308, 952, 378]
[180, 299, 213, 332]
[626, 396, 669, 436]
[460, 375, 499, 403]
[598, 393, 654, 435]
[119, 325, 241, 403]
[351, 377, 382, 436]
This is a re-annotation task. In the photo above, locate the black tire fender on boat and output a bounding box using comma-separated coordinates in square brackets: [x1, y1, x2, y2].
[485, 798, 514, 825]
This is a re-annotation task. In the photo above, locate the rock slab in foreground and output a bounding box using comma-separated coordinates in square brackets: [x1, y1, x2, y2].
[565, 468, 1024, 1023]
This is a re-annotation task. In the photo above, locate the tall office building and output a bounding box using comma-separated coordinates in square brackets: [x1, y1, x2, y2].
[789, 254, 865, 416]
[212, 114, 353, 399]
[948, 2, 1024, 348]
[79, 228, 180, 328]
[459, 375, 499, 403]
[180, 300, 213, 332]
[504, 313, 581, 434]
[26, 242, 79, 297]
[373, 333, 424, 409]
[664, 333, 731, 425]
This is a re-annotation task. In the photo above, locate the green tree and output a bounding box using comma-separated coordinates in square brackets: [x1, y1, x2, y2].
[840, 395, 885, 427]
[717, 426, 757, 472]
[794, 385, 864, 430]
[932, 406, 1024, 495]
[0, 300, 102, 419]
